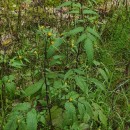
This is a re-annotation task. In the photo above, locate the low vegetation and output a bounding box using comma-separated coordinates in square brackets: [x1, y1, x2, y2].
[0, 0, 130, 130]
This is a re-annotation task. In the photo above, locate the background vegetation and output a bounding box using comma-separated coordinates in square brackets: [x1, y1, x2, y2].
[0, 0, 130, 130]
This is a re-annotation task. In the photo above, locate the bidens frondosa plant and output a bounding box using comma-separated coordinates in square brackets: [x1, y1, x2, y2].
[1, 0, 130, 130]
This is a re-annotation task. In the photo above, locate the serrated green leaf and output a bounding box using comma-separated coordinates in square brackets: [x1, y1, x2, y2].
[53, 55, 65, 60]
[47, 38, 63, 58]
[24, 79, 44, 96]
[79, 123, 89, 129]
[87, 33, 97, 42]
[84, 102, 93, 117]
[68, 27, 84, 36]
[7, 111, 20, 120]
[65, 102, 76, 114]
[53, 80, 62, 89]
[71, 122, 80, 129]
[64, 69, 74, 80]
[57, 1, 72, 8]
[76, 33, 87, 45]
[68, 10, 79, 14]
[13, 102, 31, 111]
[75, 76, 88, 94]
[65, 91, 79, 100]
[83, 113, 90, 123]
[83, 9, 97, 15]
[73, 69, 84, 75]
[87, 27, 100, 39]
[78, 98, 93, 117]
[64, 102, 76, 123]
[8, 75, 15, 81]
[92, 103, 102, 110]
[72, 3, 81, 8]
[4, 112, 19, 130]
[27, 109, 37, 130]
[2, 76, 9, 82]
[50, 106, 63, 127]
[5, 82, 16, 95]
[98, 68, 108, 82]
[93, 60, 100, 66]
[9, 60, 25, 69]
[18, 121, 27, 130]
[4, 118, 18, 130]
[50, 59, 62, 66]
[93, 110, 99, 121]
[46, 72, 57, 79]
[84, 39, 94, 64]
[78, 102, 86, 119]
[89, 78, 106, 90]
[98, 110, 107, 127]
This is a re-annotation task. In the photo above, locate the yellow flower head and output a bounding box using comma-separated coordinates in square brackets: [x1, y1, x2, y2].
[60, 33, 64, 37]
[94, 20, 98, 24]
[1, 38, 12, 46]
[17, 120, 20, 123]
[8, 80, 11, 83]
[48, 32, 52, 37]
[39, 25, 44, 30]
[69, 98, 73, 102]
[34, 51, 37, 54]
[71, 43, 74, 48]
[13, 4, 16, 8]
[19, 56, 22, 60]
[51, 41, 54, 45]
[65, 82, 67, 85]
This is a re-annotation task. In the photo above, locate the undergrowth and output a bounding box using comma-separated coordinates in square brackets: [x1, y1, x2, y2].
[0, 0, 130, 130]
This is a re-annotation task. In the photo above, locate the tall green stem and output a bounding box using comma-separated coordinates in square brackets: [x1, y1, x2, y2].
[44, 37, 53, 130]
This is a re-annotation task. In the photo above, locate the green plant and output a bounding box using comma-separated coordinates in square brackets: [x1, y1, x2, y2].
[0, 1, 130, 130]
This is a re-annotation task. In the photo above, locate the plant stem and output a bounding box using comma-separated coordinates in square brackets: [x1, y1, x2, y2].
[0, 51, 6, 130]
[44, 37, 53, 130]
